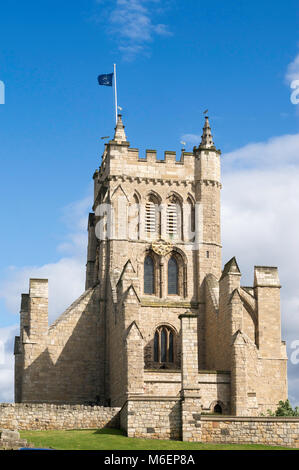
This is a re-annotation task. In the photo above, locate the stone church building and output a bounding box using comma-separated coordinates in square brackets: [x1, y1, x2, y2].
[14, 115, 288, 424]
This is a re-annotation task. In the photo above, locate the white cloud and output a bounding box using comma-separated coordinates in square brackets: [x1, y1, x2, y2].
[118, 44, 146, 61]
[0, 258, 86, 325]
[0, 325, 18, 402]
[181, 133, 202, 146]
[0, 195, 91, 325]
[223, 133, 299, 169]
[96, 0, 172, 60]
[0, 195, 92, 402]
[221, 136, 299, 408]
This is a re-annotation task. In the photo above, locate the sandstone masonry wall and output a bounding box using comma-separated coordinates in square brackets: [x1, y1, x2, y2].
[200, 416, 299, 448]
[16, 283, 106, 405]
[119, 398, 299, 448]
[0, 403, 120, 431]
[120, 398, 181, 440]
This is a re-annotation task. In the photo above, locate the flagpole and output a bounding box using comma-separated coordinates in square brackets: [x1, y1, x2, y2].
[114, 63, 118, 125]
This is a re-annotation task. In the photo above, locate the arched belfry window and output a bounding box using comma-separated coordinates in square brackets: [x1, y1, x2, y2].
[166, 195, 182, 240]
[166, 202, 177, 236]
[144, 255, 154, 294]
[154, 326, 174, 363]
[168, 256, 178, 295]
[145, 194, 160, 238]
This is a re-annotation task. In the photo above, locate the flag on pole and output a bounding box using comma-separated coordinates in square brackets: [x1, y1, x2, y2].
[98, 73, 113, 86]
[98, 65, 118, 124]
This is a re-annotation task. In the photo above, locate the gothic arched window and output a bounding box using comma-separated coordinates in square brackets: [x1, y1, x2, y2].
[154, 326, 174, 363]
[166, 195, 182, 240]
[214, 404, 222, 414]
[145, 194, 161, 238]
[144, 255, 155, 295]
[168, 256, 178, 295]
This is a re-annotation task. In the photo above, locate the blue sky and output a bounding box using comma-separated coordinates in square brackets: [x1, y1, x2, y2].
[0, 0, 299, 405]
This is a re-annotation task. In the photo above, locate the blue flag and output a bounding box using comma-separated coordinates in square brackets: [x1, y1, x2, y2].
[98, 73, 113, 86]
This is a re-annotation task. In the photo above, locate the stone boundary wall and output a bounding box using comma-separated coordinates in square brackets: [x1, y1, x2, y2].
[120, 398, 299, 448]
[200, 416, 299, 448]
[2, 402, 299, 448]
[0, 403, 120, 430]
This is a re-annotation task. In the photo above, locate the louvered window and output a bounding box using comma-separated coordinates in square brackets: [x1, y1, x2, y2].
[145, 201, 157, 234]
[154, 326, 174, 363]
[144, 256, 154, 294]
[168, 257, 178, 295]
[166, 203, 177, 236]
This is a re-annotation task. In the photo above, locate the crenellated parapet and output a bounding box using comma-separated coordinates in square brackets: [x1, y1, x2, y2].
[128, 148, 194, 163]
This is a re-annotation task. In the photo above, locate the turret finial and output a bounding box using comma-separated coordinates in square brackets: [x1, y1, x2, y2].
[200, 115, 215, 148]
[113, 114, 127, 142]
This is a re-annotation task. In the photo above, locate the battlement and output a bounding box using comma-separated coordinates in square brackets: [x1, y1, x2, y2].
[128, 148, 194, 164]
[254, 266, 281, 288]
[95, 146, 198, 183]
[29, 278, 48, 298]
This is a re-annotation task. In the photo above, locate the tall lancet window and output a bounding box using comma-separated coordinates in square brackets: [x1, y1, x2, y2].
[187, 196, 195, 240]
[154, 326, 174, 364]
[154, 331, 159, 362]
[144, 255, 155, 295]
[168, 256, 178, 295]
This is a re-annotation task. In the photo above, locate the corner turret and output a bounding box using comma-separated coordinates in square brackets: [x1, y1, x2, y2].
[199, 116, 215, 149]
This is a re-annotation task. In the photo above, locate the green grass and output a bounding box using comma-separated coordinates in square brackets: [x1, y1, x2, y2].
[20, 428, 296, 450]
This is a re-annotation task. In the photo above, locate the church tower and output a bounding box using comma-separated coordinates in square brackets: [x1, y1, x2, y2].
[15, 113, 287, 420]
[85, 114, 222, 402]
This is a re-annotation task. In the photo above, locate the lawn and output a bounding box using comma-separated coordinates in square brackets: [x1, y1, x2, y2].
[20, 428, 295, 450]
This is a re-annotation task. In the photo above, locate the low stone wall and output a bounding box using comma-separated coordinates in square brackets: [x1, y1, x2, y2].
[0, 403, 120, 430]
[2, 402, 299, 448]
[120, 398, 299, 448]
[200, 416, 299, 448]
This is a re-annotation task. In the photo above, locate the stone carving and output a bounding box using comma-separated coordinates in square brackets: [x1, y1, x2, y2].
[151, 239, 173, 256]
